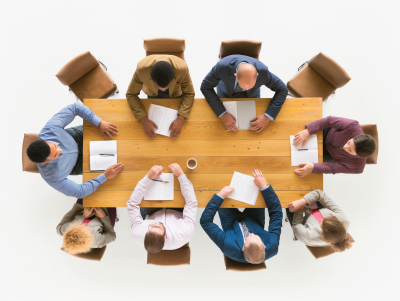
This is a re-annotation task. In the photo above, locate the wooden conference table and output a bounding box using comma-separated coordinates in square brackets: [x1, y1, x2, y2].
[83, 98, 323, 208]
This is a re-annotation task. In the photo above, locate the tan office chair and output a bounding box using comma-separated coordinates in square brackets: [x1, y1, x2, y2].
[306, 234, 355, 259]
[56, 51, 118, 101]
[361, 124, 379, 164]
[223, 255, 266, 271]
[219, 40, 262, 60]
[61, 246, 107, 261]
[22, 133, 39, 173]
[287, 52, 351, 101]
[143, 38, 186, 60]
[147, 243, 191, 266]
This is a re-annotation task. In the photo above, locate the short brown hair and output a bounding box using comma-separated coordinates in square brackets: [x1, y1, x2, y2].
[63, 224, 93, 255]
[243, 241, 265, 264]
[354, 134, 376, 158]
[144, 229, 165, 254]
[321, 216, 353, 252]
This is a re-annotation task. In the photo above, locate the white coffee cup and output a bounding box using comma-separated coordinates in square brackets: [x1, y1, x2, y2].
[187, 158, 197, 169]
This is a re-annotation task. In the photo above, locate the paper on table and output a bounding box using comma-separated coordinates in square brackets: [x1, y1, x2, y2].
[223, 101, 238, 128]
[290, 134, 318, 166]
[228, 171, 259, 206]
[89, 141, 117, 171]
[144, 173, 174, 200]
[148, 104, 178, 137]
[237, 100, 256, 130]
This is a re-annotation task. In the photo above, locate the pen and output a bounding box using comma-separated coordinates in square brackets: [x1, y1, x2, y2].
[100, 154, 115, 156]
[152, 179, 169, 184]
[298, 149, 308, 151]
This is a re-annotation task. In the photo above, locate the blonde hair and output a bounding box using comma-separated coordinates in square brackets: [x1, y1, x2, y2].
[243, 241, 265, 264]
[63, 224, 93, 255]
[321, 216, 353, 252]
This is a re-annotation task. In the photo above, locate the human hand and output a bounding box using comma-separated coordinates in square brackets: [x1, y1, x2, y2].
[293, 129, 310, 147]
[104, 163, 124, 179]
[93, 207, 106, 219]
[218, 186, 234, 198]
[249, 115, 270, 132]
[221, 113, 239, 131]
[98, 121, 118, 138]
[141, 116, 158, 139]
[147, 165, 163, 180]
[169, 116, 184, 138]
[83, 207, 95, 218]
[252, 169, 268, 190]
[288, 198, 307, 212]
[294, 163, 314, 177]
[168, 163, 184, 177]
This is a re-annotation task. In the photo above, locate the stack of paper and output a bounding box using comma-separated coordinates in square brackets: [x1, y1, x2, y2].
[290, 134, 318, 166]
[223, 100, 256, 130]
[89, 141, 117, 171]
[228, 171, 259, 206]
[148, 104, 179, 137]
[144, 173, 174, 200]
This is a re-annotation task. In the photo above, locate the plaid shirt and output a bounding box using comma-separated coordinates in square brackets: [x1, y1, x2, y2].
[306, 116, 366, 174]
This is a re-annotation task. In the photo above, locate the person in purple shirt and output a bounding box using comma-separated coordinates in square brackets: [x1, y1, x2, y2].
[292, 116, 376, 176]
[26, 103, 124, 198]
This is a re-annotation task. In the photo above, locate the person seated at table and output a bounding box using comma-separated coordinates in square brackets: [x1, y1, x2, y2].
[26, 103, 124, 198]
[57, 199, 117, 255]
[127, 163, 198, 253]
[287, 190, 352, 251]
[292, 116, 376, 176]
[200, 54, 288, 132]
[200, 170, 283, 264]
[126, 55, 195, 139]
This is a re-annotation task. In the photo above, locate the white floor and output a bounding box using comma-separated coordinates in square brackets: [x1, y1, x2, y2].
[1, 0, 399, 300]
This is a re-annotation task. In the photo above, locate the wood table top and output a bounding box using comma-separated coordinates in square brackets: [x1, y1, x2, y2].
[83, 97, 323, 208]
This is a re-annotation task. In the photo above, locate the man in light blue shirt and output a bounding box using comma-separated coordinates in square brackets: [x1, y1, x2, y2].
[27, 103, 124, 198]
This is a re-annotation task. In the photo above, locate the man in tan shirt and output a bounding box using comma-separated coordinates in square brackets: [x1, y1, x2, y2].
[126, 55, 195, 138]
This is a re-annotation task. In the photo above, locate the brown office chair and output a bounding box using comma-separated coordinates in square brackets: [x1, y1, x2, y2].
[219, 40, 262, 60]
[361, 124, 379, 164]
[223, 255, 266, 271]
[287, 52, 351, 101]
[147, 243, 191, 266]
[143, 38, 186, 60]
[306, 234, 355, 259]
[56, 51, 118, 101]
[22, 133, 39, 173]
[61, 246, 107, 261]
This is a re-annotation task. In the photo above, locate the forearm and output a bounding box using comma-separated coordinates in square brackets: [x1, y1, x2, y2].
[306, 116, 359, 135]
[312, 162, 360, 174]
[261, 187, 283, 238]
[177, 94, 194, 119]
[100, 216, 117, 241]
[200, 195, 226, 249]
[126, 71, 146, 121]
[179, 175, 198, 226]
[200, 67, 226, 116]
[127, 176, 151, 227]
[58, 174, 107, 198]
[265, 72, 288, 119]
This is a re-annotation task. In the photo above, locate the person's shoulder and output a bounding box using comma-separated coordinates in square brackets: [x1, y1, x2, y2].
[38, 163, 58, 184]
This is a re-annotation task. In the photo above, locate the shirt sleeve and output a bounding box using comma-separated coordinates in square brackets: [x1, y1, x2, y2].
[43, 103, 101, 130]
[177, 67, 195, 119]
[292, 208, 312, 245]
[127, 176, 152, 233]
[263, 70, 288, 119]
[306, 116, 360, 135]
[51, 174, 107, 198]
[312, 161, 365, 174]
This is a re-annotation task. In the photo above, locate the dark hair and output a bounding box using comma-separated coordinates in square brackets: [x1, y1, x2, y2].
[321, 216, 353, 252]
[353, 134, 376, 158]
[27, 140, 50, 163]
[144, 229, 165, 254]
[150, 61, 174, 88]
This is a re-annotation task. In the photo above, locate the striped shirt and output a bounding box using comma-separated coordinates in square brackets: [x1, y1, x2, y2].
[38, 103, 107, 198]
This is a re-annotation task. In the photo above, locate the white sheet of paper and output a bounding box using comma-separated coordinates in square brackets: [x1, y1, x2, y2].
[89, 141, 117, 171]
[290, 135, 318, 166]
[148, 104, 178, 137]
[144, 173, 174, 200]
[228, 171, 259, 206]
[223, 101, 238, 128]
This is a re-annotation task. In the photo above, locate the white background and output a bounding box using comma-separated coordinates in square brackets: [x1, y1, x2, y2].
[0, 0, 399, 300]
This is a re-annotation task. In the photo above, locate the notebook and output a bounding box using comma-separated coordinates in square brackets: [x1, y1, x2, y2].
[89, 141, 117, 171]
[228, 171, 259, 206]
[148, 104, 179, 137]
[290, 134, 319, 166]
[144, 173, 174, 200]
[223, 100, 256, 130]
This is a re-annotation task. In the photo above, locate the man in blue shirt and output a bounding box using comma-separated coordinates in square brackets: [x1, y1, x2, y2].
[200, 169, 283, 264]
[200, 54, 288, 132]
[27, 103, 124, 198]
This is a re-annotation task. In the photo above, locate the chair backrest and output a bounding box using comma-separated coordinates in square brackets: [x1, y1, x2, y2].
[22, 133, 39, 173]
[361, 124, 379, 164]
[306, 233, 355, 259]
[147, 243, 190, 266]
[61, 246, 107, 261]
[143, 38, 186, 60]
[219, 40, 262, 60]
[308, 52, 351, 89]
[223, 255, 266, 271]
[56, 51, 100, 86]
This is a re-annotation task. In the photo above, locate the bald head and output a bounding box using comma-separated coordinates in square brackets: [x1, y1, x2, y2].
[235, 63, 258, 90]
[242, 234, 265, 264]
